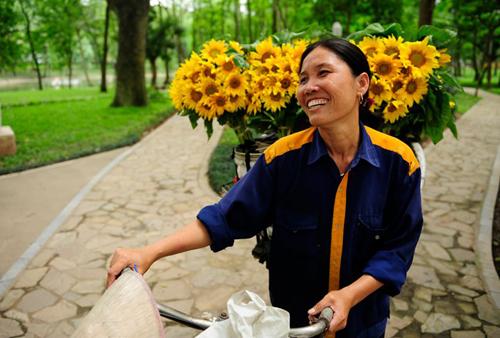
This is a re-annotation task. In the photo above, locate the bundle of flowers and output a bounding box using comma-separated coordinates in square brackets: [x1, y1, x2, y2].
[169, 36, 308, 145]
[350, 23, 462, 144]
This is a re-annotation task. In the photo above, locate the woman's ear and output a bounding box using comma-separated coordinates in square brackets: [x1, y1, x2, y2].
[357, 72, 370, 96]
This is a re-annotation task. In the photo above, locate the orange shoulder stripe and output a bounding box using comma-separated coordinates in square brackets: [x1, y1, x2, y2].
[365, 126, 420, 176]
[263, 127, 316, 164]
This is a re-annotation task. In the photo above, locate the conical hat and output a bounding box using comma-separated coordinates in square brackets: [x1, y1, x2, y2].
[72, 268, 165, 338]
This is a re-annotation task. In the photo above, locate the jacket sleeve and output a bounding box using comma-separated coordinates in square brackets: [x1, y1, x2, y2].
[362, 167, 423, 296]
[197, 155, 275, 252]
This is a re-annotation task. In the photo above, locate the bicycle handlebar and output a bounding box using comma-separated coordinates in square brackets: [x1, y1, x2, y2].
[157, 302, 334, 338]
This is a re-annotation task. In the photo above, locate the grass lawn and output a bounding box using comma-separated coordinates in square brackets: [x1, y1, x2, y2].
[0, 87, 113, 107]
[207, 91, 482, 194]
[0, 88, 173, 174]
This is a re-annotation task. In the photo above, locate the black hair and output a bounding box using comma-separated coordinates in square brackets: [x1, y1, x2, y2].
[299, 38, 373, 119]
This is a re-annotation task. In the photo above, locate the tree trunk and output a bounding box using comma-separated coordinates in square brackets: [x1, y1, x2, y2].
[68, 49, 73, 88]
[108, 0, 149, 107]
[247, 0, 253, 42]
[18, 0, 43, 90]
[149, 58, 157, 88]
[418, 0, 435, 26]
[272, 0, 279, 33]
[163, 57, 170, 86]
[234, 0, 241, 41]
[77, 29, 92, 86]
[101, 4, 110, 93]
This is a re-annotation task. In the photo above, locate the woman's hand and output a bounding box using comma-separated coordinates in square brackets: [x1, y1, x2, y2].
[106, 246, 155, 288]
[307, 289, 354, 333]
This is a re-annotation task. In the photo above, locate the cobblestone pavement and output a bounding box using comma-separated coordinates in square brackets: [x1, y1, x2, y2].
[0, 91, 499, 337]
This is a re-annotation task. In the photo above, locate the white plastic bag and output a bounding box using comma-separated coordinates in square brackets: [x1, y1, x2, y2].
[196, 290, 290, 338]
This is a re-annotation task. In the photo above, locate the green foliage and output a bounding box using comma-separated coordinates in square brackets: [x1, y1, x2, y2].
[208, 127, 239, 195]
[0, 1, 23, 71]
[0, 89, 173, 174]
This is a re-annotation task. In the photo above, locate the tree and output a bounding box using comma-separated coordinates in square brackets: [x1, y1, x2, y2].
[18, 0, 43, 90]
[0, 1, 23, 74]
[101, 3, 111, 92]
[108, 0, 150, 107]
[37, 0, 82, 88]
[419, 0, 435, 26]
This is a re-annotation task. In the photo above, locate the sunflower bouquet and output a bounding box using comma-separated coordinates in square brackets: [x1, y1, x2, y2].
[169, 35, 308, 147]
[349, 23, 462, 144]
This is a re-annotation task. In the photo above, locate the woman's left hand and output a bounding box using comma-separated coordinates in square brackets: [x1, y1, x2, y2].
[307, 289, 354, 333]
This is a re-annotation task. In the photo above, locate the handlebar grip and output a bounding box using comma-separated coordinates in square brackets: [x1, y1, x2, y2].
[319, 306, 334, 323]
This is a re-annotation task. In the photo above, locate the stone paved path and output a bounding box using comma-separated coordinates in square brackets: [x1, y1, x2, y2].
[0, 91, 499, 337]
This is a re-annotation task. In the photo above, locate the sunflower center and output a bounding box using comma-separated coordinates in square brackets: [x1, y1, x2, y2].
[392, 80, 403, 93]
[230, 95, 239, 103]
[270, 93, 282, 101]
[406, 80, 417, 94]
[409, 51, 426, 67]
[271, 65, 279, 73]
[280, 78, 291, 89]
[215, 96, 226, 107]
[190, 71, 200, 83]
[366, 47, 377, 56]
[376, 62, 392, 76]
[371, 83, 384, 95]
[209, 49, 221, 58]
[190, 90, 203, 102]
[229, 77, 242, 89]
[203, 67, 216, 79]
[223, 61, 235, 72]
[261, 51, 274, 62]
[385, 47, 399, 56]
[205, 84, 218, 96]
[388, 103, 397, 113]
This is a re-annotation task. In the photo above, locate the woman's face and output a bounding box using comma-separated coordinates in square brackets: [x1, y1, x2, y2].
[297, 46, 368, 128]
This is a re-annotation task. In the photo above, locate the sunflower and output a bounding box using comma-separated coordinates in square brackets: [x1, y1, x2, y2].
[391, 77, 406, 94]
[278, 72, 297, 95]
[368, 77, 392, 109]
[246, 93, 262, 114]
[224, 73, 247, 96]
[251, 37, 280, 64]
[184, 88, 204, 109]
[199, 78, 220, 98]
[291, 39, 308, 60]
[208, 93, 228, 117]
[382, 35, 404, 57]
[215, 55, 237, 74]
[225, 94, 247, 112]
[169, 81, 184, 110]
[263, 92, 287, 112]
[229, 41, 244, 54]
[383, 100, 408, 123]
[369, 53, 402, 81]
[401, 76, 428, 106]
[358, 36, 382, 57]
[438, 49, 452, 66]
[201, 39, 227, 61]
[195, 101, 215, 120]
[400, 37, 439, 78]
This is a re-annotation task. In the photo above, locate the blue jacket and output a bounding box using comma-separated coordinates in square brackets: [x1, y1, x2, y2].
[198, 125, 423, 337]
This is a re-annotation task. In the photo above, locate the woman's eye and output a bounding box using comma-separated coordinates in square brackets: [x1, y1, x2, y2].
[299, 77, 307, 84]
[319, 70, 329, 77]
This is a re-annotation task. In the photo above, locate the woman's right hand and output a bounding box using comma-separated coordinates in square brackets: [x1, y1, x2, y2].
[106, 246, 155, 288]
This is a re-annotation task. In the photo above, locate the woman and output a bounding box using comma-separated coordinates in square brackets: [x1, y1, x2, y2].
[107, 38, 423, 337]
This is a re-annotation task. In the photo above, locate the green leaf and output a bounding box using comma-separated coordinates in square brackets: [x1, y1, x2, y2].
[439, 72, 463, 91]
[417, 25, 457, 48]
[347, 22, 404, 41]
[204, 119, 213, 139]
[187, 111, 198, 130]
[232, 54, 249, 68]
